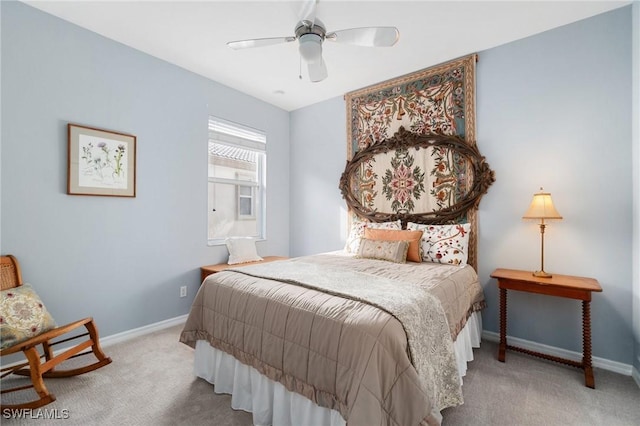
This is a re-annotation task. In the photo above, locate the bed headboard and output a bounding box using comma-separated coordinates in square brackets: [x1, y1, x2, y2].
[339, 127, 495, 270]
[341, 54, 491, 270]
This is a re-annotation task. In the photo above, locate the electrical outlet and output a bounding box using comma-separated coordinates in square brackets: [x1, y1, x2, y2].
[180, 286, 187, 298]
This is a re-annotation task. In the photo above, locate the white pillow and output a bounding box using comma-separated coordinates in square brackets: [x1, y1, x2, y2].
[225, 237, 263, 265]
[406, 222, 471, 265]
[343, 219, 402, 254]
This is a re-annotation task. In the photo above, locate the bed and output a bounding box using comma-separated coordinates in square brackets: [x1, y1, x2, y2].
[180, 127, 495, 425]
[181, 251, 484, 425]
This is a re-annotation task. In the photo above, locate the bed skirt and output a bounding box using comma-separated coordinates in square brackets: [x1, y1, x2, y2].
[193, 311, 482, 426]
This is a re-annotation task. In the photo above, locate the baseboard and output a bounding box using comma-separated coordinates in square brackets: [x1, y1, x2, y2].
[633, 366, 640, 388]
[0, 315, 188, 369]
[482, 330, 633, 376]
[4, 316, 635, 384]
[100, 314, 188, 348]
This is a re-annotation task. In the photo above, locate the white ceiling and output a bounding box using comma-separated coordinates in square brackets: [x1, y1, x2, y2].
[24, 1, 630, 111]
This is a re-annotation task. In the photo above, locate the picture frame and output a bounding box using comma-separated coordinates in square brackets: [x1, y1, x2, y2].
[67, 123, 136, 197]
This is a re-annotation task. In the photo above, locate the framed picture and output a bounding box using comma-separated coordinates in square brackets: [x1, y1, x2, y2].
[67, 123, 136, 197]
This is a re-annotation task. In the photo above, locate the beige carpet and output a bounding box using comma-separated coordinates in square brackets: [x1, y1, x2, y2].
[2, 324, 639, 425]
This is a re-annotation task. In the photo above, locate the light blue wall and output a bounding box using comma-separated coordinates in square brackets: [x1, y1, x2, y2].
[0, 0, 2, 256]
[0, 2, 290, 336]
[290, 7, 635, 365]
[476, 5, 632, 366]
[631, 1, 640, 380]
[290, 97, 347, 255]
[2, 1, 636, 369]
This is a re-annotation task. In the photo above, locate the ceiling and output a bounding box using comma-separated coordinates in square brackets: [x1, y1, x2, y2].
[24, 1, 630, 111]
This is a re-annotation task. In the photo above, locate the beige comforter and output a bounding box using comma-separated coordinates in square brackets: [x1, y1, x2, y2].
[180, 253, 485, 426]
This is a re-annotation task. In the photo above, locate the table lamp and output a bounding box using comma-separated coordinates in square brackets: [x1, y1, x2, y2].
[522, 187, 563, 278]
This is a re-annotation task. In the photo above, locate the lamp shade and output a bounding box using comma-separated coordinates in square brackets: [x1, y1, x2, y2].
[299, 33, 322, 63]
[522, 188, 562, 220]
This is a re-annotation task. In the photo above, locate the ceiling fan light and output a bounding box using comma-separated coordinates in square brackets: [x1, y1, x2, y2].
[299, 33, 322, 63]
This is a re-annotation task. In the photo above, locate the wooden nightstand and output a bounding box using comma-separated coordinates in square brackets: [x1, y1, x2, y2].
[200, 256, 289, 283]
[490, 268, 602, 388]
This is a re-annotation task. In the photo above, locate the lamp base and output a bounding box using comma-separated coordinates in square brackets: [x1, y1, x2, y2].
[532, 270, 552, 278]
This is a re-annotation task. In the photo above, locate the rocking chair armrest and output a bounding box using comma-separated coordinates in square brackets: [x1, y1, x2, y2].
[0, 317, 95, 356]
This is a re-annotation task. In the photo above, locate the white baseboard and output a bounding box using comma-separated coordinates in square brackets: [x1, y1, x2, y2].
[5, 315, 637, 388]
[100, 314, 188, 348]
[482, 331, 633, 376]
[105, 320, 639, 388]
[1, 315, 189, 370]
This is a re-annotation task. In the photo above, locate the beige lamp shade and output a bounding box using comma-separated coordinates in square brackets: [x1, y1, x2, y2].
[522, 188, 562, 220]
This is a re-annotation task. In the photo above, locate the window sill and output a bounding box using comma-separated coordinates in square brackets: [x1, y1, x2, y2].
[208, 238, 266, 247]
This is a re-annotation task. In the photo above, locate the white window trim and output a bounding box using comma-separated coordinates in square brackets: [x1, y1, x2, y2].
[237, 185, 256, 220]
[236, 172, 257, 220]
[208, 117, 267, 246]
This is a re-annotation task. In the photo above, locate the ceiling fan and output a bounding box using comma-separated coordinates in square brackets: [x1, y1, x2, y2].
[226, 1, 399, 83]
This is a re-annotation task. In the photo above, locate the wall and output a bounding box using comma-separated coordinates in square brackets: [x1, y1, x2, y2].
[476, 5, 632, 366]
[632, 1, 640, 382]
[290, 7, 634, 365]
[290, 97, 347, 255]
[0, 2, 290, 336]
[0, 2, 3, 254]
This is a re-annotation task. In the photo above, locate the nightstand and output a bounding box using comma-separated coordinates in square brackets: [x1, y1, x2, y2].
[200, 256, 289, 283]
[490, 268, 602, 388]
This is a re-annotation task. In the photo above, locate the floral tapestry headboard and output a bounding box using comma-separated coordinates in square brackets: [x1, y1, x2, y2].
[342, 54, 494, 270]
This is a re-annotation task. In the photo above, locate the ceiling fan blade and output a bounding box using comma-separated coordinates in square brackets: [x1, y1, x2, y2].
[299, 0, 317, 28]
[307, 59, 328, 83]
[227, 36, 296, 50]
[326, 27, 399, 47]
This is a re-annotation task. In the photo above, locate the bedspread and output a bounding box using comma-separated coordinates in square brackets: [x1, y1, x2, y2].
[180, 253, 484, 426]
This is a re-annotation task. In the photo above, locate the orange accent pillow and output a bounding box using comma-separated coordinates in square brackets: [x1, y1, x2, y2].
[363, 228, 424, 262]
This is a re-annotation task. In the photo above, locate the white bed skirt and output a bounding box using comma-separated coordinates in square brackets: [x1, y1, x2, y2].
[194, 311, 482, 426]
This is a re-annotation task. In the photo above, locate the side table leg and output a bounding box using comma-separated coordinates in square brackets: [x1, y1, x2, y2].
[499, 287, 507, 362]
[582, 300, 595, 388]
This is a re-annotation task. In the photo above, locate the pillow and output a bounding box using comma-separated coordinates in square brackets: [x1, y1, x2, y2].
[344, 219, 402, 254]
[356, 238, 409, 263]
[363, 228, 424, 262]
[407, 222, 471, 265]
[0, 284, 57, 350]
[225, 237, 263, 265]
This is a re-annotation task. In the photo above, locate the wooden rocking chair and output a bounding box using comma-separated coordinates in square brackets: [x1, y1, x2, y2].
[0, 255, 112, 410]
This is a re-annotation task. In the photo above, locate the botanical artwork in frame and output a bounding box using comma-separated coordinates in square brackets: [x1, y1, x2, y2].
[67, 124, 136, 197]
[343, 54, 481, 268]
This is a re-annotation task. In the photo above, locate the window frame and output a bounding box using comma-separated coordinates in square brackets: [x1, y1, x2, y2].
[236, 179, 257, 220]
[207, 117, 266, 246]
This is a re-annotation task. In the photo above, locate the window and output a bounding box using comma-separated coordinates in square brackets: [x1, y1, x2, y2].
[208, 117, 266, 244]
[237, 180, 255, 219]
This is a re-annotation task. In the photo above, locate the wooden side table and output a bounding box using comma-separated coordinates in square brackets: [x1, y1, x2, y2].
[490, 268, 602, 388]
[200, 256, 289, 282]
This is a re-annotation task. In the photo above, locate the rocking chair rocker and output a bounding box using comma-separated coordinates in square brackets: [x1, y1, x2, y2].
[0, 255, 112, 410]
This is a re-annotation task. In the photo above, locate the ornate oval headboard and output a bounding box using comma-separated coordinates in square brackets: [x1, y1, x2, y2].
[339, 127, 495, 270]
